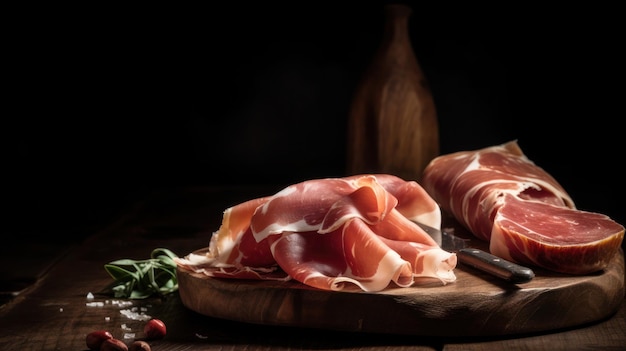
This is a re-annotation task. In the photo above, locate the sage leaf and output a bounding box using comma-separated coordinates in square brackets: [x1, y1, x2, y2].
[101, 247, 180, 299]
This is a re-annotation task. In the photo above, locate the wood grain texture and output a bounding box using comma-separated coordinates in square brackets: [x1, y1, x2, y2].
[178, 248, 624, 337]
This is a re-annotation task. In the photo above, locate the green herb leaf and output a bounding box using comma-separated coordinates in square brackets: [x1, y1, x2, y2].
[101, 248, 180, 299]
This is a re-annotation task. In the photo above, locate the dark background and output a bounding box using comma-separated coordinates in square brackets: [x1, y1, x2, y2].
[5, 2, 624, 243]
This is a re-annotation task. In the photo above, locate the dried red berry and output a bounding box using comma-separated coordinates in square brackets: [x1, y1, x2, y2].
[86, 330, 113, 350]
[128, 340, 151, 351]
[100, 338, 128, 351]
[143, 318, 166, 340]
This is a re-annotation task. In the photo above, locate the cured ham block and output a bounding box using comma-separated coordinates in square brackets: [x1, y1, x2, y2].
[421, 140, 625, 275]
[175, 174, 457, 292]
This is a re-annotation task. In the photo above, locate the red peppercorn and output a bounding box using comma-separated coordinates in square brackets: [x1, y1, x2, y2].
[100, 338, 128, 351]
[86, 330, 113, 350]
[143, 318, 166, 340]
[129, 340, 151, 351]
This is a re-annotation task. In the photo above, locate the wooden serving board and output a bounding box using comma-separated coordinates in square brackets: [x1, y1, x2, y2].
[178, 247, 624, 337]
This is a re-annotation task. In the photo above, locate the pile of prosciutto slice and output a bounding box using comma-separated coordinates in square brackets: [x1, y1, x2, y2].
[175, 174, 457, 292]
[421, 140, 624, 275]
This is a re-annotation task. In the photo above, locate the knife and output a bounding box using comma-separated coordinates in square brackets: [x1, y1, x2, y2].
[416, 222, 535, 284]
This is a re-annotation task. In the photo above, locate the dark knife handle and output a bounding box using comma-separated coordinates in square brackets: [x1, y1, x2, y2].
[457, 248, 535, 284]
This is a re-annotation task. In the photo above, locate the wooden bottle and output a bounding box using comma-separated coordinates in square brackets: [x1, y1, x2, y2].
[346, 4, 439, 182]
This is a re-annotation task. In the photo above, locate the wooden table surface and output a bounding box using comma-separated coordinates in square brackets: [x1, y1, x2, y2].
[1, 186, 624, 351]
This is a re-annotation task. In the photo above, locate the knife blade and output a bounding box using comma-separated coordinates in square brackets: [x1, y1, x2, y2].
[416, 222, 535, 284]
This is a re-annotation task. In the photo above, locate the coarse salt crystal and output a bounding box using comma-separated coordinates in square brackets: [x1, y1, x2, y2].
[123, 333, 136, 339]
[86, 292, 94, 299]
[112, 300, 133, 307]
[119, 309, 152, 321]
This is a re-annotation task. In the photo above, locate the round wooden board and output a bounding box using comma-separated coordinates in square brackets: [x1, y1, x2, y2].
[178, 249, 624, 337]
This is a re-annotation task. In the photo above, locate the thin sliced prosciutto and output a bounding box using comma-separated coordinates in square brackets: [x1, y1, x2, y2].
[175, 174, 457, 292]
[421, 140, 625, 275]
